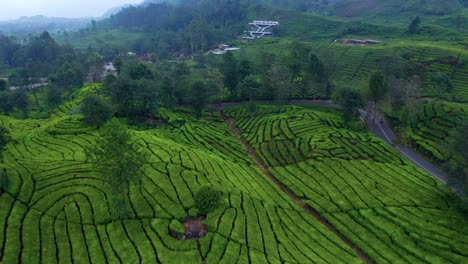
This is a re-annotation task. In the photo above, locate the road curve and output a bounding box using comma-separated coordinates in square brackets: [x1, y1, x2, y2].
[214, 99, 452, 190]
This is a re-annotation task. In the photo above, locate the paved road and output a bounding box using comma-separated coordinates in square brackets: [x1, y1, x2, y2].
[362, 111, 450, 186]
[215, 99, 452, 189]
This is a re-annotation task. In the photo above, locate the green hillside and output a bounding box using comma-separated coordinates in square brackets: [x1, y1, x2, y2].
[225, 104, 468, 263]
[0, 86, 364, 263]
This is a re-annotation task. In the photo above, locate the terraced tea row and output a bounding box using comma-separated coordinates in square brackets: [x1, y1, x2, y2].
[225, 104, 468, 263]
[409, 101, 467, 162]
[0, 109, 362, 263]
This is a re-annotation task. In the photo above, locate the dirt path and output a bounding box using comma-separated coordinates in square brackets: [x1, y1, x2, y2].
[221, 113, 374, 264]
[214, 100, 451, 192]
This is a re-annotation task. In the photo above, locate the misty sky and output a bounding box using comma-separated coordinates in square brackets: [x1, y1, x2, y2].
[0, 0, 142, 20]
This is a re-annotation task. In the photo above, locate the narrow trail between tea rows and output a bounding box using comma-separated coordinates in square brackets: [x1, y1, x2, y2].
[220, 111, 374, 264]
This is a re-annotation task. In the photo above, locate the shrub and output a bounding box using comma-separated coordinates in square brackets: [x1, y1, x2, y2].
[170, 219, 185, 235]
[188, 207, 199, 218]
[194, 186, 223, 215]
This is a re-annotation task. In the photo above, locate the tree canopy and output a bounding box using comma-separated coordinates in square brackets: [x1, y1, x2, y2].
[88, 119, 146, 219]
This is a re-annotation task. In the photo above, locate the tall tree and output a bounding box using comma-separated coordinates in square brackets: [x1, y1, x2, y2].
[0, 80, 7, 91]
[88, 119, 146, 219]
[81, 94, 114, 127]
[366, 71, 389, 125]
[222, 52, 238, 97]
[336, 87, 363, 123]
[408, 16, 421, 34]
[12, 89, 30, 118]
[190, 80, 208, 117]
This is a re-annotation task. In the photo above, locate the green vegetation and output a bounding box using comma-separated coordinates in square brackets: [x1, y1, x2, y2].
[80, 94, 114, 127]
[0, 89, 365, 262]
[87, 118, 146, 219]
[225, 104, 468, 263]
[0, 0, 466, 262]
[170, 219, 185, 235]
[193, 186, 224, 215]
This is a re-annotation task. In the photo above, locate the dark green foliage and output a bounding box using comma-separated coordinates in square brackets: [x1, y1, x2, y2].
[0, 125, 10, 153]
[194, 186, 223, 215]
[287, 41, 311, 79]
[263, 65, 292, 102]
[46, 86, 63, 108]
[367, 71, 389, 104]
[307, 53, 327, 83]
[0, 125, 10, 192]
[88, 119, 146, 219]
[0, 79, 7, 91]
[336, 87, 363, 122]
[12, 89, 30, 118]
[222, 52, 238, 96]
[238, 59, 252, 81]
[444, 119, 468, 196]
[0, 91, 13, 113]
[106, 62, 159, 117]
[190, 80, 209, 117]
[81, 94, 114, 127]
[239, 75, 260, 101]
[161, 76, 176, 108]
[431, 72, 453, 99]
[409, 16, 422, 34]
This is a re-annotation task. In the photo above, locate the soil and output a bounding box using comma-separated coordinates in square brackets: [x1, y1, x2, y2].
[170, 216, 207, 240]
[219, 111, 374, 264]
[183, 216, 207, 239]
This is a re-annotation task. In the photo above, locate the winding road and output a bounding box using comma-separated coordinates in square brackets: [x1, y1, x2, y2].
[214, 99, 452, 190]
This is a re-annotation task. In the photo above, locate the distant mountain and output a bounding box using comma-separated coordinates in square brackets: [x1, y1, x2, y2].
[101, 0, 181, 19]
[101, 4, 133, 18]
[0, 15, 93, 35]
[330, 0, 464, 17]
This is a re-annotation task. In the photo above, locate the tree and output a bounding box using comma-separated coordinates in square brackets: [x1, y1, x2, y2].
[12, 89, 30, 118]
[161, 76, 176, 108]
[408, 16, 421, 34]
[190, 80, 208, 117]
[304, 53, 328, 98]
[366, 71, 389, 125]
[106, 62, 159, 117]
[194, 186, 223, 215]
[336, 87, 363, 123]
[264, 65, 292, 103]
[46, 85, 63, 108]
[0, 79, 7, 91]
[87, 119, 146, 219]
[239, 75, 260, 102]
[222, 52, 238, 97]
[0, 92, 13, 114]
[238, 59, 252, 81]
[287, 41, 311, 79]
[81, 94, 114, 127]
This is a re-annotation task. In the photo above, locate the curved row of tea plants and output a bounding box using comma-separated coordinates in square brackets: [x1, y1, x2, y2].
[0, 102, 362, 263]
[409, 101, 467, 162]
[225, 104, 468, 263]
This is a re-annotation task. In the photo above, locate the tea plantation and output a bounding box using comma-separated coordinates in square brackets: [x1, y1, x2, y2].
[0, 100, 364, 263]
[225, 104, 468, 263]
[409, 101, 467, 162]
